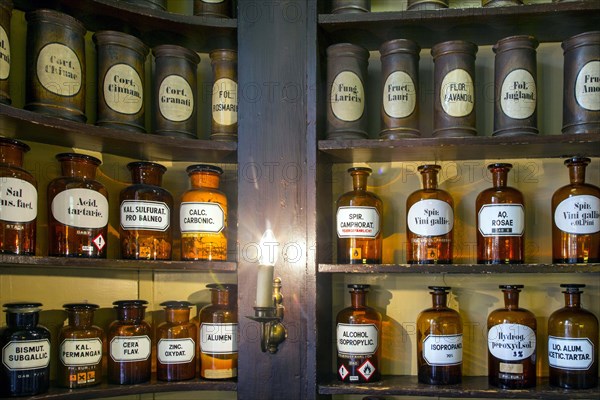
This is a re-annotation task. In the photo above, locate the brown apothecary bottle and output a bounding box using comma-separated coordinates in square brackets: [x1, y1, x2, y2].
[210, 49, 238, 141]
[0, 0, 12, 104]
[551, 157, 599, 263]
[0, 137, 37, 255]
[194, 0, 232, 18]
[331, 0, 371, 13]
[157, 301, 197, 381]
[476, 163, 525, 264]
[199, 283, 238, 379]
[58, 303, 104, 388]
[120, 161, 172, 260]
[48, 153, 109, 258]
[487, 285, 537, 389]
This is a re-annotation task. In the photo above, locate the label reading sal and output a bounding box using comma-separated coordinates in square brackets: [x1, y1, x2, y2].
[488, 323, 536, 361]
[109, 335, 151, 362]
[422, 334, 463, 366]
[36, 43, 82, 96]
[383, 71, 416, 118]
[336, 206, 380, 239]
[120, 200, 170, 231]
[157, 338, 195, 364]
[500, 69, 536, 119]
[548, 336, 594, 370]
[0, 178, 37, 223]
[103, 63, 143, 115]
[407, 199, 454, 236]
[60, 338, 102, 367]
[0, 25, 10, 80]
[575, 61, 600, 111]
[554, 195, 600, 235]
[336, 323, 378, 356]
[180, 202, 225, 233]
[51, 189, 108, 229]
[440, 69, 474, 117]
[478, 204, 525, 237]
[159, 75, 194, 122]
[212, 78, 238, 125]
[200, 323, 238, 354]
[331, 71, 365, 122]
[2, 339, 51, 370]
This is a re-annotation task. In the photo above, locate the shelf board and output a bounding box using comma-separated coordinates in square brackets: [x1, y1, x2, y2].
[319, 263, 600, 274]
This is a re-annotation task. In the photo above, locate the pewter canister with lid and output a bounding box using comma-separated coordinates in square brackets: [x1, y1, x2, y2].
[118, 0, 167, 11]
[331, 0, 371, 13]
[407, 0, 448, 11]
[482, 0, 523, 7]
[0, 0, 12, 105]
[194, 0, 232, 18]
[210, 49, 238, 141]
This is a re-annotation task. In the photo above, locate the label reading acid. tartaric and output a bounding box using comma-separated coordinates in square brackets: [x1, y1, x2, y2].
[383, 71, 416, 118]
[60, 338, 102, 367]
[212, 78, 238, 125]
[331, 71, 364, 122]
[336, 206, 380, 238]
[440, 69, 474, 117]
[548, 336, 594, 370]
[159, 75, 194, 122]
[200, 323, 238, 354]
[2, 339, 50, 370]
[488, 323, 536, 361]
[500, 69, 536, 119]
[554, 195, 600, 235]
[422, 334, 463, 366]
[51, 189, 108, 229]
[37, 43, 81, 96]
[0, 25, 10, 80]
[103, 63, 143, 115]
[575, 61, 600, 111]
[157, 338, 195, 364]
[109, 335, 151, 362]
[478, 204, 525, 237]
[180, 202, 225, 233]
[407, 199, 454, 236]
[336, 323, 378, 356]
[120, 200, 170, 231]
[0, 178, 37, 223]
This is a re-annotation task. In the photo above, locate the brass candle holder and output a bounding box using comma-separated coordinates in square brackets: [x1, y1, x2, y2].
[247, 277, 287, 353]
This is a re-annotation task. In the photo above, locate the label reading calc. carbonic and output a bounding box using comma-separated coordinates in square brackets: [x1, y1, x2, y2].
[575, 61, 600, 111]
[548, 336, 594, 370]
[336, 206, 380, 238]
[422, 334, 463, 366]
[180, 202, 225, 233]
[0, 25, 10, 80]
[51, 189, 108, 229]
[0, 177, 37, 223]
[200, 323, 238, 354]
[60, 338, 102, 366]
[554, 195, 600, 235]
[488, 323, 536, 361]
[120, 200, 170, 231]
[2, 339, 51, 370]
[478, 204, 525, 237]
[157, 338, 195, 364]
[109, 335, 151, 362]
[407, 199, 454, 236]
[336, 323, 378, 356]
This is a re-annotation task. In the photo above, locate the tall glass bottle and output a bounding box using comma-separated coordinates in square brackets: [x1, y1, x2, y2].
[336, 284, 382, 383]
[487, 285, 537, 389]
[548, 284, 598, 389]
[417, 286, 462, 385]
[552, 157, 599, 263]
[336, 167, 383, 264]
[406, 165, 454, 263]
[476, 163, 525, 264]
[157, 301, 197, 382]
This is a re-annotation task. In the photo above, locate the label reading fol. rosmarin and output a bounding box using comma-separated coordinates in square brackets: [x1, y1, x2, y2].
[336, 323, 378, 357]
[2, 339, 51, 370]
[200, 323, 238, 354]
[500, 69, 536, 119]
[407, 199, 454, 237]
[331, 71, 364, 122]
[422, 334, 463, 366]
[440, 69, 474, 117]
[478, 204, 525, 237]
[103, 63, 143, 115]
[488, 323, 536, 361]
[575, 61, 600, 111]
[554, 195, 600, 235]
[120, 200, 170, 231]
[180, 202, 225, 233]
[212, 78, 238, 126]
[109, 335, 151, 362]
[59, 338, 102, 367]
[159, 75, 194, 122]
[51, 189, 108, 229]
[157, 338, 195, 364]
[336, 206, 380, 239]
[0, 178, 37, 223]
[36, 43, 81, 97]
[0, 26, 10, 80]
[548, 336, 594, 370]
[383, 71, 416, 119]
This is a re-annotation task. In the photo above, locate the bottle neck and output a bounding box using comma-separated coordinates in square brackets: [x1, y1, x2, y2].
[116, 307, 145, 323]
[568, 164, 587, 185]
[211, 290, 231, 306]
[130, 165, 164, 186]
[431, 292, 447, 309]
[492, 169, 509, 188]
[564, 292, 581, 308]
[6, 312, 39, 328]
[503, 290, 520, 310]
[351, 173, 369, 191]
[68, 310, 94, 328]
[61, 159, 98, 179]
[350, 291, 367, 308]
[190, 172, 220, 189]
[421, 170, 438, 190]
[0, 147, 24, 167]
[165, 308, 191, 323]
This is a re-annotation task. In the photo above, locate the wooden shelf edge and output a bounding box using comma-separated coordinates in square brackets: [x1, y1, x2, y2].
[318, 263, 600, 274]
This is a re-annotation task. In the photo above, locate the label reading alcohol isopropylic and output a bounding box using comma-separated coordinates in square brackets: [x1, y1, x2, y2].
[331, 71, 365, 122]
[554, 195, 600, 235]
[548, 336, 594, 370]
[336, 206, 380, 238]
[500, 69, 536, 119]
[109, 335, 151, 362]
[159, 75, 194, 122]
[422, 334, 463, 366]
[103, 63, 143, 115]
[336, 323, 378, 356]
[36, 43, 81, 97]
[0, 25, 10, 80]
[383, 71, 416, 119]
[157, 338, 196, 364]
[440, 69, 474, 117]
[180, 202, 225, 233]
[478, 204, 525, 237]
[51, 189, 108, 229]
[2, 339, 51, 370]
[407, 199, 454, 236]
[488, 323, 536, 361]
[59, 338, 102, 367]
[200, 323, 238, 354]
[120, 200, 170, 231]
[575, 61, 600, 111]
[0, 178, 37, 223]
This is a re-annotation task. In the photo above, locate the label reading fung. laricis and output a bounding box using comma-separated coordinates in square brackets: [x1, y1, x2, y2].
[331, 71, 365, 122]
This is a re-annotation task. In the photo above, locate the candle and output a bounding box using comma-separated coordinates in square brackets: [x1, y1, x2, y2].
[256, 229, 277, 308]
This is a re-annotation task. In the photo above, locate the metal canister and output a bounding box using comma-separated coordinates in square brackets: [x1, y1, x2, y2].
[118, 0, 167, 11]
[407, 0, 448, 11]
[326, 43, 369, 140]
[0, 0, 12, 105]
[331, 0, 371, 13]
[25, 9, 86, 122]
[93, 30, 149, 132]
[431, 40, 478, 137]
[210, 49, 237, 141]
[482, 0, 523, 6]
[492, 35, 539, 137]
[561, 31, 600, 135]
[194, 0, 232, 18]
[153, 45, 200, 139]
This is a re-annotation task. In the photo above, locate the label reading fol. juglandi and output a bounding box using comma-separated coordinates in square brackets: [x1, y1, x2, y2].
[488, 323, 536, 361]
[212, 78, 238, 126]
[383, 71, 416, 118]
[331, 71, 364, 122]
[2, 339, 50, 370]
[575, 61, 600, 111]
[200, 323, 238, 354]
[0, 178, 37, 223]
[336, 324, 378, 356]
[478, 204, 525, 237]
[0, 26, 10, 80]
[548, 336, 594, 370]
[51, 189, 108, 229]
[109, 335, 151, 362]
[180, 202, 225, 233]
[157, 338, 196, 364]
[103, 63, 143, 115]
[120, 200, 170, 231]
[500, 69, 536, 119]
[407, 199, 454, 236]
[159, 75, 194, 122]
[554, 195, 600, 235]
[440, 69, 474, 117]
[60, 338, 102, 367]
[37, 43, 82, 96]
[336, 206, 380, 239]
[422, 334, 463, 366]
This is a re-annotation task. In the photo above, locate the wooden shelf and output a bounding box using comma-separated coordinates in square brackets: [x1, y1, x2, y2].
[319, 263, 600, 274]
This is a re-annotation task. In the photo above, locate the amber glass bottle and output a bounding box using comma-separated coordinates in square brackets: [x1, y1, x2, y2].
[58, 303, 104, 388]
[120, 161, 172, 260]
[0, 137, 37, 255]
[417, 286, 462, 385]
[199, 283, 238, 379]
[48, 153, 109, 258]
[336, 284, 382, 383]
[552, 157, 599, 263]
[406, 165, 454, 263]
[180, 164, 227, 261]
[476, 163, 525, 264]
[336, 167, 383, 264]
[157, 301, 197, 381]
[548, 284, 598, 389]
[487, 285, 537, 389]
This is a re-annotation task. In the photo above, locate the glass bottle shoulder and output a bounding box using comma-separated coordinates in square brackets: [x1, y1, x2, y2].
[476, 186, 524, 204]
[0, 326, 51, 341]
[337, 306, 382, 324]
[200, 306, 237, 323]
[120, 184, 174, 203]
[549, 306, 599, 324]
[407, 188, 453, 205]
[0, 165, 37, 185]
[337, 190, 383, 207]
[108, 320, 151, 334]
[59, 325, 104, 338]
[48, 177, 108, 195]
[181, 187, 227, 204]
[552, 183, 600, 202]
[488, 307, 536, 326]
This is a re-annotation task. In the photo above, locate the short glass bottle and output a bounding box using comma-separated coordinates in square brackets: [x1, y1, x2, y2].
[107, 300, 152, 385]
[0, 137, 37, 255]
[0, 303, 50, 397]
[552, 157, 600, 263]
[417, 286, 462, 385]
[336, 167, 383, 264]
[157, 301, 197, 382]
[476, 163, 525, 264]
[199, 283, 238, 379]
[487, 285, 537, 389]
[58, 303, 104, 388]
[180, 164, 227, 261]
[336, 284, 382, 383]
[406, 165, 454, 264]
[120, 161, 173, 260]
[48, 153, 109, 258]
[548, 284, 598, 389]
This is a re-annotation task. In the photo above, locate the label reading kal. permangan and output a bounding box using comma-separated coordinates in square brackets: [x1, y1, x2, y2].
[336, 206, 380, 238]
[0, 177, 37, 223]
[120, 200, 170, 231]
[331, 71, 365, 122]
[59, 338, 102, 367]
[200, 323, 238, 354]
[37, 43, 82, 97]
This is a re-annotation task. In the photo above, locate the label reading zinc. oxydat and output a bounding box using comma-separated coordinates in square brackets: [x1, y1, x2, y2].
[440, 69, 474, 117]
[157, 338, 195, 364]
[575, 61, 600, 111]
[37, 43, 82, 97]
[500, 69, 536, 119]
[0, 25, 10, 80]
[336, 206, 380, 239]
[488, 323, 536, 361]
[120, 200, 170, 231]
[180, 202, 225, 233]
[383, 71, 416, 119]
[103, 63, 143, 115]
[422, 334, 463, 366]
[159, 75, 194, 122]
[336, 323, 378, 356]
[109, 335, 151, 362]
[212, 78, 238, 126]
[554, 195, 600, 235]
[548, 336, 594, 370]
[2, 339, 51, 370]
[0, 178, 37, 223]
[200, 323, 238, 354]
[478, 204, 525, 237]
[331, 71, 365, 122]
[407, 199, 454, 237]
[59, 338, 102, 367]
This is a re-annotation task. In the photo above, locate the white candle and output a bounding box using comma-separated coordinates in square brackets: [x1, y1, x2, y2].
[256, 264, 274, 307]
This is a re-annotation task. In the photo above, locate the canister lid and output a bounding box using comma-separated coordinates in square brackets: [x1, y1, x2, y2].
[127, 161, 167, 173]
[562, 31, 600, 53]
[93, 30, 149, 57]
[431, 40, 478, 59]
[113, 299, 148, 308]
[3, 302, 43, 313]
[160, 300, 193, 308]
[209, 48, 238, 63]
[186, 164, 223, 175]
[153, 44, 200, 65]
[0, 137, 30, 152]
[326, 43, 369, 61]
[499, 284, 524, 290]
[348, 284, 370, 291]
[25, 9, 86, 35]
[56, 152, 102, 166]
[379, 38, 421, 58]
[206, 283, 237, 291]
[492, 35, 539, 54]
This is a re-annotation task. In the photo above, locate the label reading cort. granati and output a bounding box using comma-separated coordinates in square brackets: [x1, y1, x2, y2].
[440, 69, 474, 117]
[554, 195, 600, 235]
[407, 199, 454, 237]
[331, 71, 365, 122]
[548, 336, 594, 370]
[500, 69, 536, 119]
[51, 189, 108, 229]
[212, 78, 238, 126]
[488, 323, 536, 361]
[422, 334, 463, 366]
[383, 71, 416, 119]
[575, 61, 600, 111]
[336, 323, 378, 357]
[60, 338, 102, 367]
[109, 335, 151, 362]
[2, 339, 50, 370]
[478, 204, 525, 237]
[37, 43, 82, 97]
[0, 25, 10, 80]
[159, 75, 194, 122]
[103, 63, 143, 115]
[336, 206, 380, 239]
[120, 200, 170, 231]
[180, 202, 225, 233]
[0, 178, 37, 223]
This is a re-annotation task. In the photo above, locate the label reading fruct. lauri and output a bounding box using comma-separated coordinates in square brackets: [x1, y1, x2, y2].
[575, 61, 600, 111]
[180, 202, 225, 233]
[548, 336, 594, 370]
[103, 63, 143, 115]
[36, 43, 81, 96]
[120, 200, 170, 231]
[200, 323, 238, 354]
[500, 69, 536, 119]
[554, 195, 600, 235]
[159, 75, 194, 122]
[212, 78, 238, 126]
[488, 323, 536, 361]
[51, 189, 108, 229]
[0, 25, 10, 80]
[331, 71, 364, 122]
[383, 71, 416, 118]
[336, 323, 378, 356]
[109, 335, 151, 362]
[157, 338, 195, 364]
[440, 69, 474, 117]
[59, 338, 102, 366]
[478, 204, 525, 237]
[0, 178, 37, 223]
[336, 206, 380, 238]
[422, 334, 463, 366]
[407, 199, 454, 236]
[2, 339, 51, 370]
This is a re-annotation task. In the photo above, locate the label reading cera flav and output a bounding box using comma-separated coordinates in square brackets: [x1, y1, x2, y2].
[36, 43, 82, 97]
[109, 335, 151, 362]
[0, 178, 37, 223]
[159, 75, 194, 122]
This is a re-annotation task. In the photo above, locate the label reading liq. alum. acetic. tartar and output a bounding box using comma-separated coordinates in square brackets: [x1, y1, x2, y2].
[548, 336, 594, 370]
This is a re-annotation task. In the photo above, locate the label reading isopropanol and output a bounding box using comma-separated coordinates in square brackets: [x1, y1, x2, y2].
[336, 206, 380, 238]
[548, 336, 594, 370]
[336, 323, 378, 357]
[554, 195, 600, 235]
[422, 334, 463, 366]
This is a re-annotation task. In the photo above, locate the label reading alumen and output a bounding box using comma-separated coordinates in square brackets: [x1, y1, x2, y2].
[200, 323, 238, 354]
[331, 71, 365, 122]
[37, 43, 82, 97]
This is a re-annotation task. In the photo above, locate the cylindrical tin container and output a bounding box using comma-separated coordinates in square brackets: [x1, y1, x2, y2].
[432, 40, 478, 137]
[94, 31, 149, 132]
[0, 0, 12, 105]
[483, 0, 523, 6]
[379, 39, 420, 139]
[326, 43, 369, 140]
[153, 45, 200, 139]
[25, 9, 86, 122]
[407, 0, 448, 11]
[194, 0, 232, 18]
[331, 0, 370, 13]
[561, 31, 600, 135]
[493, 35, 539, 137]
[210, 49, 238, 141]
[118, 0, 167, 11]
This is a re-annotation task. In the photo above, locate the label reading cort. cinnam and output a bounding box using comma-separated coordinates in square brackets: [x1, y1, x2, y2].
[422, 334, 463, 366]
[36, 43, 81, 96]
[548, 336, 594, 370]
[336, 323, 378, 356]
[2, 339, 50, 370]
[478, 204, 525, 237]
[157, 338, 196, 364]
[212, 78, 238, 126]
[51, 189, 108, 229]
[331, 71, 365, 122]
[109, 335, 151, 362]
[103, 63, 143, 115]
[440, 69, 474, 117]
[575, 61, 600, 111]
[336, 206, 380, 239]
[60, 338, 102, 367]
[500, 69, 536, 119]
[407, 199, 454, 236]
[159, 75, 194, 122]
[554, 195, 600, 235]
[0, 25, 10, 80]
[488, 323, 536, 361]
[200, 323, 238, 354]
[180, 202, 225, 233]
[120, 200, 170, 231]
[0, 178, 37, 223]
[383, 71, 416, 119]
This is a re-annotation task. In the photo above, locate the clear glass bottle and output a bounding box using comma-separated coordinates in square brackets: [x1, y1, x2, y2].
[180, 164, 227, 261]
[0, 137, 37, 255]
[406, 165, 454, 264]
[487, 285, 537, 389]
[476, 163, 525, 264]
[548, 284, 598, 389]
[48, 153, 109, 258]
[336, 167, 383, 264]
[552, 157, 600, 263]
[58, 303, 104, 388]
[417, 286, 462, 385]
[120, 161, 173, 260]
[336, 284, 382, 383]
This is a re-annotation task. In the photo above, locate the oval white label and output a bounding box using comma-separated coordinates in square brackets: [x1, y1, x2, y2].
[548, 336, 594, 370]
[383, 71, 416, 118]
[159, 75, 194, 122]
[422, 334, 463, 366]
[200, 323, 238, 354]
[440, 69, 474, 117]
[500, 69, 536, 119]
[488, 323, 536, 361]
[120, 200, 170, 231]
[331, 71, 365, 122]
[0, 178, 38, 223]
[336, 206, 380, 239]
[51, 188, 109, 229]
[0, 25, 10, 80]
[36, 43, 82, 97]
[554, 195, 600, 235]
[336, 323, 378, 356]
[103, 63, 143, 115]
[60, 338, 103, 367]
[212, 78, 238, 126]
[157, 338, 196, 364]
[478, 204, 525, 237]
[575, 61, 600, 111]
[180, 202, 225, 233]
[407, 199, 454, 236]
[109, 335, 151, 362]
[2, 339, 51, 370]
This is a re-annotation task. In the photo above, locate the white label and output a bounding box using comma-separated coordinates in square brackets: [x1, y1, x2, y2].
[59, 338, 102, 366]
[500, 69, 536, 119]
[109, 335, 151, 362]
[212, 78, 238, 126]
[554, 195, 600, 235]
[0, 178, 37, 223]
[103, 63, 143, 115]
[422, 334, 463, 366]
[331, 71, 365, 122]
[478, 204, 525, 237]
[575, 61, 600, 111]
[336, 206, 380, 238]
[2, 339, 50, 370]
[548, 336, 594, 370]
[488, 323, 536, 361]
[336, 323, 378, 356]
[0, 26, 10, 80]
[120, 200, 170, 231]
[36, 43, 82, 96]
[159, 75, 194, 122]
[180, 202, 225, 233]
[200, 323, 238, 354]
[383, 71, 416, 118]
[407, 199, 454, 236]
[157, 338, 195, 364]
[51, 189, 109, 229]
[440, 69, 474, 117]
